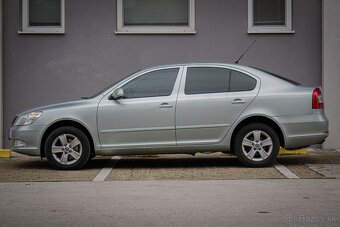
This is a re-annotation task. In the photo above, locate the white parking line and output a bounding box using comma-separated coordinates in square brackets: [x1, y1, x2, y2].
[93, 156, 121, 182]
[273, 161, 299, 179]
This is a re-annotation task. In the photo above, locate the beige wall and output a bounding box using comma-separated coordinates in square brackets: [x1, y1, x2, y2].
[323, 0, 340, 149]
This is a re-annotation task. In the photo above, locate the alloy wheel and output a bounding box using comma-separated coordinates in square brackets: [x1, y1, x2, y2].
[241, 130, 273, 162]
[51, 134, 83, 165]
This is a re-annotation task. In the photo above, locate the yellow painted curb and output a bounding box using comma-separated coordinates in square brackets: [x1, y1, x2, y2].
[0, 149, 12, 158]
[279, 147, 307, 155]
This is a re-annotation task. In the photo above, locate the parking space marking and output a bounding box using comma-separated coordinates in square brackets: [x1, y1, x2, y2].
[306, 164, 340, 178]
[273, 161, 299, 179]
[93, 156, 121, 182]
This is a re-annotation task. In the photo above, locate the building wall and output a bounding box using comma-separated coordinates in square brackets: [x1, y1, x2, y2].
[0, 0, 3, 148]
[3, 0, 322, 148]
[323, 0, 340, 149]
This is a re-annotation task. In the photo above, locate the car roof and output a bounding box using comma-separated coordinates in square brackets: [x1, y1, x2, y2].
[145, 63, 299, 87]
[146, 63, 269, 77]
[147, 63, 260, 72]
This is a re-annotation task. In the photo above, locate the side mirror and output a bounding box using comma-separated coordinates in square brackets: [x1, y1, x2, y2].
[109, 88, 125, 100]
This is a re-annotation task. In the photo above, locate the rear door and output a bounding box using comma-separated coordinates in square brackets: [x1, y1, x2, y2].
[175, 66, 259, 145]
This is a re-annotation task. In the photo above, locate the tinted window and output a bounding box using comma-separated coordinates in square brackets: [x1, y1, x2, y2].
[124, 0, 189, 26]
[185, 67, 230, 95]
[122, 68, 179, 99]
[253, 0, 285, 26]
[229, 71, 257, 92]
[29, 0, 61, 26]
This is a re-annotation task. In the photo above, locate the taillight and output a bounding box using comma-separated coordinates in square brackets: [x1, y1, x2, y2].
[312, 88, 324, 109]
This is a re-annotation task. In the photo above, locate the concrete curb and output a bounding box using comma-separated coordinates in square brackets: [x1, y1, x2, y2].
[279, 147, 307, 156]
[0, 149, 11, 158]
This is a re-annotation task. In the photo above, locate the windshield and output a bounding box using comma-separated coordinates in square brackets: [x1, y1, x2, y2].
[84, 70, 141, 99]
[250, 66, 301, 86]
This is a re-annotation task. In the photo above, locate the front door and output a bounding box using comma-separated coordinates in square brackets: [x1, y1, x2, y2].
[97, 67, 182, 149]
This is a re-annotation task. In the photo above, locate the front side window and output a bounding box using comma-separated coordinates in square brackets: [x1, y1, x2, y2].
[20, 0, 65, 34]
[116, 0, 195, 34]
[122, 68, 179, 99]
[248, 0, 293, 33]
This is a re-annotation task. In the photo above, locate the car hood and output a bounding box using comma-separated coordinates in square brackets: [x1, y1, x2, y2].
[18, 99, 97, 116]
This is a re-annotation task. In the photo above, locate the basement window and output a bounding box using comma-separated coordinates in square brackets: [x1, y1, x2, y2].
[248, 0, 294, 33]
[116, 0, 196, 34]
[20, 0, 65, 34]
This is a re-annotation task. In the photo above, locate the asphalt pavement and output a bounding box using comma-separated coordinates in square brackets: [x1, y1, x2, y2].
[1, 150, 340, 226]
[0, 179, 339, 226]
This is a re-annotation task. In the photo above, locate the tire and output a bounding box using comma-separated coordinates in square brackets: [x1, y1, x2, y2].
[88, 153, 96, 161]
[233, 123, 280, 167]
[44, 126, 91, 170]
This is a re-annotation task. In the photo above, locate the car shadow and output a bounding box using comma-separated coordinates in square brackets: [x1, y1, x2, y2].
[13, 158, 110, 170]
[91, 156, 246, 169]
[12, 154, 329, 171]
[13, 158, 53, 170]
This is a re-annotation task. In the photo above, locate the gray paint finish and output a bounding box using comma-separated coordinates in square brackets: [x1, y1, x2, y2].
[3, 0, 322, 147]
[323, 0, 340, 149]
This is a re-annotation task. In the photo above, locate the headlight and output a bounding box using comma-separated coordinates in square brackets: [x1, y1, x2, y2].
[14, 112, 43, 126]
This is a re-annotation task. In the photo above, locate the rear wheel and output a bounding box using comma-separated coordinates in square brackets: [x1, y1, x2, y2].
[44, 126, 91, 170]
[234, 123, 280, 167]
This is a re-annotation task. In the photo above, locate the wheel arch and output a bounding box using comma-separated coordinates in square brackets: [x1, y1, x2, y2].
[40, 120, 95, 158]
[230, 115, 285, 153]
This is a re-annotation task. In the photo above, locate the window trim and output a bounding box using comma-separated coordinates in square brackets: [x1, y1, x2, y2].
[116, 0, 196, 34]
[248, 0, 294, 34]
[19, 0, 65, 34]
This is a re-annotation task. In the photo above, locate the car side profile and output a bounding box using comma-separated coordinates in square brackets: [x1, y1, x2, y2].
[9, 63, 328, 170]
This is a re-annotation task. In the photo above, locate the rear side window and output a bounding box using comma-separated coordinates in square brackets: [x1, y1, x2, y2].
[229, 70, 257, 92]
[185, 67, 230, 94]
[122, 68, 179, 99]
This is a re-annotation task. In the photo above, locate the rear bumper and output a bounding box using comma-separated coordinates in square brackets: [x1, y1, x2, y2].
[274, 110, 328, 149]
[284, 133, 328, 149]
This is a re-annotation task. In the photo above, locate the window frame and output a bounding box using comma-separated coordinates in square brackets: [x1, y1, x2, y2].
[248, 0, 294, 34]
[19, 0, 65, 34]
[183, 66, 258, 96]
[116, 0, 196, 34]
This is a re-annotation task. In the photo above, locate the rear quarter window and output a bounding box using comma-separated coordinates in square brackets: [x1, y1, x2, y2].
[229, 70, 257, 92]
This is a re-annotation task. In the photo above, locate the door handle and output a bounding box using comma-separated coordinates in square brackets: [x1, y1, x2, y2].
[159, 103, 173, 108]
[232, 99, 246, 104]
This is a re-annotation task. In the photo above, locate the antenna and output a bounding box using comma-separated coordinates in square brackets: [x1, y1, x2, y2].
[234, 40, 257, 64]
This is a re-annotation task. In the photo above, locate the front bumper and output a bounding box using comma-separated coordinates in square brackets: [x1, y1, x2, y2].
[9, 125, 45, 156]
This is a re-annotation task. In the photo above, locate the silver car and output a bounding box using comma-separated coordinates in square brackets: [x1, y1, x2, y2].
[9, 64, 328, 170]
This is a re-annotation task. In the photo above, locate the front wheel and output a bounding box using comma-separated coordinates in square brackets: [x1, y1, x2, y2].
[44, 126, 91, 170]
[233, 123, 280, 167]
